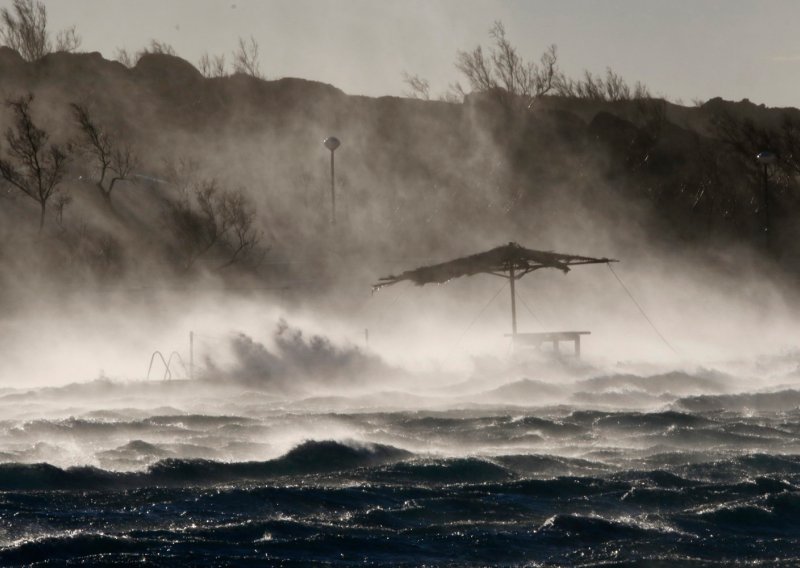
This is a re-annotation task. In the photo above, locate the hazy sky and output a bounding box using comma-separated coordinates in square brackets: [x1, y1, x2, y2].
[33, 0, 800, 108]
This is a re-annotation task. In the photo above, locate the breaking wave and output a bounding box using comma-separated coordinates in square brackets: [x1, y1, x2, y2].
[0, 440, 412, 490]
[3, 360, 800, 565]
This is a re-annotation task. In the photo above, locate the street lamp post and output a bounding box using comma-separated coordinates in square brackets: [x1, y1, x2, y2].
[323, 136, 341, 225]
[756, 150, 777, 248]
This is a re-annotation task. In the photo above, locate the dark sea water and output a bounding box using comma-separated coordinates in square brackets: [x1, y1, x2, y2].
[3, 364, 800, 566]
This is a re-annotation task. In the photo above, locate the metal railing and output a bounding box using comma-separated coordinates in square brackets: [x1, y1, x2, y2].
[146, 350, 172, 381]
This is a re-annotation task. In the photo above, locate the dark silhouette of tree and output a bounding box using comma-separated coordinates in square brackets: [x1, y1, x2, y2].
[779, 115, 800, 178]
[707, 109, 800, 248]
[0, 0, 80, 61]
[198, 52, 227, 78]
[709, 110, 786, 197]
[232, 36, 263, 79]
[198, 37, 263, 79]
[554, 67, 650, 101]
[215, 189, 261, 269]
[0, 94, 68, 231]
[162, 161, 262, 271]
[71, 102, 136, 206]
[142, 39, 175, 56]
[53, 192, 71, 227]
[402, 72, 431, 100]
[452, 21, 558, 110]
[710, 111, 781, 168]
[113, 47, 135, 68]
[114, 40, 175, 68]
[54, 27, 80, 53]
[404, 22, 653, 109]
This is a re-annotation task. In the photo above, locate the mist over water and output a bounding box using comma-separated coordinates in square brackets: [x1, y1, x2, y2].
[4, 217, 800, 564]
[3, 9, 800, 566]
[4, 344, 800, 565]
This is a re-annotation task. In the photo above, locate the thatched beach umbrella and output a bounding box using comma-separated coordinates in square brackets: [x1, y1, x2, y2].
[375, 242, 616, 336]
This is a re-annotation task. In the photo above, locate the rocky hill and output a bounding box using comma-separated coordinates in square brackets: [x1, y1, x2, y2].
[0, 48, 798, 306]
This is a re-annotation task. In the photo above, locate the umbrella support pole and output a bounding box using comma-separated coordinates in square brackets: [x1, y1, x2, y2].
[509, 266, 517, 337]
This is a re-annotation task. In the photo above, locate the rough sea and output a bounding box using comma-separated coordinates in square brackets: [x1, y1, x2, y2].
[3, 357, 800, 566]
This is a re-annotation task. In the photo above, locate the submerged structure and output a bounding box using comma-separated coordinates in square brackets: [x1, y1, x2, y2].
[375, 242, 616, 356]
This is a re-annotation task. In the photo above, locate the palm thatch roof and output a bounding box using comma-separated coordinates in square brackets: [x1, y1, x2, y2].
[374, 242, 615, 290]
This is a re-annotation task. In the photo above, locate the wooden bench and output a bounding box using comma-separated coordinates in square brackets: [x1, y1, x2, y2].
[506, 331, 591, 358]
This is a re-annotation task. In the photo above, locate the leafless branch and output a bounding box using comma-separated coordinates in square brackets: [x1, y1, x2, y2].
[454, 21, 559, 110]
[71, 102, 137, 205]
[143, 39, 175, 56]
[232, 36, 263, 79]
[114, 47, 135, 67]
[0, 0, 80, 61]
[199, 52, 227, 78]
[0, 93, 68, 231]
[402, 72, 431, 100]
[54, 25, 80, 52]
[162, 166, 262, 271]
[0, 0, 48, 61]
[553, 67, 651, 101]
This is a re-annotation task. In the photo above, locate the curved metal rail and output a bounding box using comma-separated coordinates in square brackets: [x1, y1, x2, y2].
[146, 350, 172, 381]
[166, 351, 188, 379]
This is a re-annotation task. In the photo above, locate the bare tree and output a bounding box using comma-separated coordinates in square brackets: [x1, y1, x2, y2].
[114, 40, 175, 68]
[198, 52, 227, 78]
[780, 115, 800, 178]
[71, 103, 137, 206]
[166, 179, 224, 270]
[453, 21, 558, 110]
[53, 192, 71, 227]
[1, 0, 47, 60]
[707, 110, 800, 239]
[0, 94, 68, 231]
[54, 26, 80, 52]
[232, 36, 263, 79]
[406, 23, 650, 108]
[0, 0, 81, 61]
[162, 166, 262, 271]
[402, 72, 431, 100]
[553, 67, 650, 101]
[711, 111, 775, 174]
[216, 189, 260, 269]
[143, 39, 176, 56]
[114, 47, 135, 67]
[199, 38, 261, 79]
